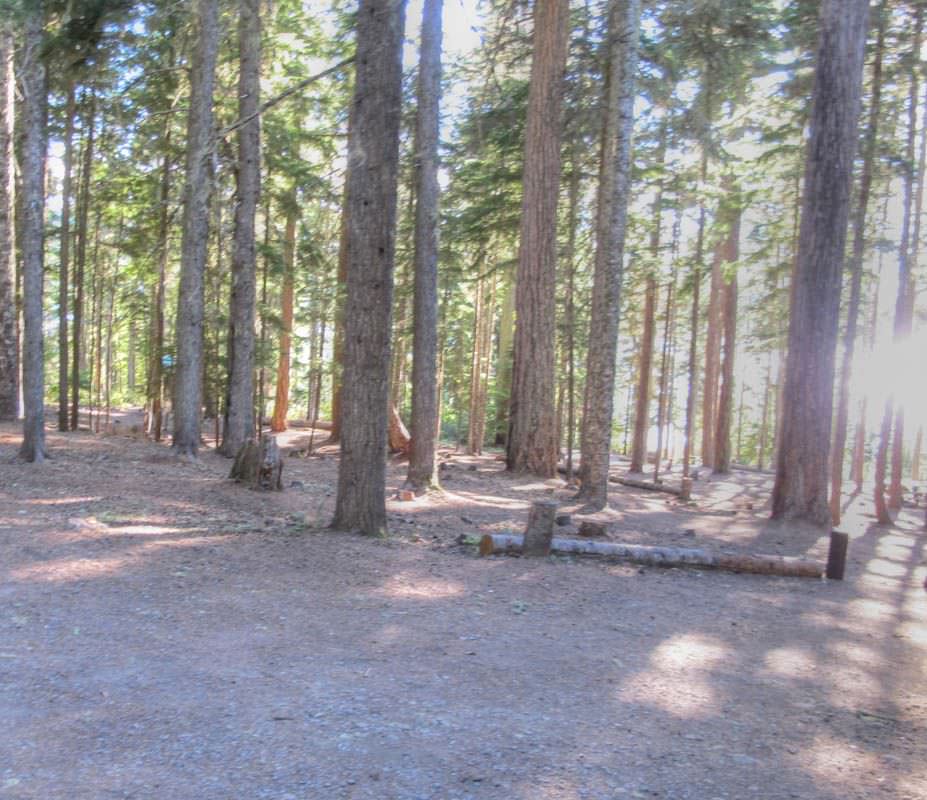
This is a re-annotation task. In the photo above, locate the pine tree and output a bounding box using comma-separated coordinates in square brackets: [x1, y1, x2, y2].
[771, 0, 870, 525]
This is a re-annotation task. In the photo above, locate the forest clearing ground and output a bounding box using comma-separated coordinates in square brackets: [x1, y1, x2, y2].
[1, 419, 925, 800]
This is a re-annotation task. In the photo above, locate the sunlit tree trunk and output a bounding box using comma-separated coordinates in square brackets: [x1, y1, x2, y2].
[72, 90, 95, 430]
[771, 0, 869, 525]
[172, 0, 219, 457]
[506, 0, 570, 477]
[887, 4, 923, 511]
[332, 0, 405, 536]
[221, 0, 260, 455]
[830, 0, 885, 524]
[404, 0, 443, 492]
[629, 277, 656, 473]
[270, 205, 296, 433]
[57, 80, 75, 432]
[19, 4, 48, 462]
[571, 0, 640, 507]
[0, 25, 16, 421]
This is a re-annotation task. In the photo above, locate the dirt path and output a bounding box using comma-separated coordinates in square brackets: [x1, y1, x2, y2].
[1, 423, 925, 799]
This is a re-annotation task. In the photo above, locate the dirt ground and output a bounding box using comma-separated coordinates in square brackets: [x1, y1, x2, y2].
[1, 418, 925, 800]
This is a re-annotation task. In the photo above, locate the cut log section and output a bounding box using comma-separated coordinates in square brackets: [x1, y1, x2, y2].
[388, 403, 411, 455]
[523, 500, 557, 556]
[478, 533, 826, 579]
[612, 476, 683, 496]
[230, 437, 284, 490]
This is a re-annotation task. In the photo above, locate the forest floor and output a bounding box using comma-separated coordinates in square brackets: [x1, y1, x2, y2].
[1, 416, 925, 800]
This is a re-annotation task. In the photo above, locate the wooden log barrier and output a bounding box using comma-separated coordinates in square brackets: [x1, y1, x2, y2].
[478, 533, 825, 579]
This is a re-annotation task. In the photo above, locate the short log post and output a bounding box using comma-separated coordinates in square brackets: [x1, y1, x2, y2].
[826, 530, 849, 580]
[523, 500, 557, 557]
[680, 477, 692, 500]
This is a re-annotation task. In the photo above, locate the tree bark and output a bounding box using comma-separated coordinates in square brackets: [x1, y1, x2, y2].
[270, 205, 296, 433]
[506, 0, 570, 477]
[701, 245, 723, 468]
[0, 25, 16, 421]
[713, 194, 741, 474]
[172, 0, 219, 457]
[327, 190, 348, 444]
[829, 0, 885, 524]
[629, 277, 657, 473]
[574, 0, 640, 506]
[72, 90, 95, 430]
[221, 0, 260, 455]
[19, 4, 48, 462]
[148, 132, 171, 441]
[332, 0, 405, 536]
[771, 0, 869, 525]
[57, 80, 75, 432]
[404, 0, 443, 493]
[888, 3, 923, 512]
[714, 273, 737, 473]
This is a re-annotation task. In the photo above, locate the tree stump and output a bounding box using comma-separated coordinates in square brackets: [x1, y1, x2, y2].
[523, 499, 558, 557]
[230, 437, 284, 491]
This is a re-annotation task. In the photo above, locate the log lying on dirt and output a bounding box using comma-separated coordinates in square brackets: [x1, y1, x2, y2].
[611, 476, 683, 496]
[230, 437, 284, 490]
[286, 419, 333, 430]
[478, 533, 825, 578]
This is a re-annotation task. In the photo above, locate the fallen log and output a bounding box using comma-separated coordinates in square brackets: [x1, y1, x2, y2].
[286, 419, 333, 430]
[611, 476, 683, 496]
[478, 533, 825, 578]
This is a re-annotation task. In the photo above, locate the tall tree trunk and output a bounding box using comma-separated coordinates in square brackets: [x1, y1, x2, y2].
[506, 0, 570, 477]
[830, 0, 885, 524]
[57, 80, 75, 432]
[148, 135, 171, 441]
[701, 243, 723, 468]
[682, 148, 709, 481]
[654, 270, 675, 483]
[713, 273, 737, 474]
[629, 277, 657, 473]
[172, 0, 219, 456]
[575, 0, 640, 505]
[221, 0, 260, 455]
[712, 192, 741, 474]
[332, 0, 405, 536]
[889, 5, 925, 511]
[0, 25, 16, 421]
[874, 396, 893, 524]
[327, 192, 348, 444]
[270, 205, 296, 433]
[19, 4, 48, 462]
[771, 0, 869, 525]
[71, 92, 94, 430]
[405, 0, 443, 492]
[757, 355, 772, 470]
[493, 276, 514, 445]
[562, 144, 581, 483]
[467, 270, 495, 455]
